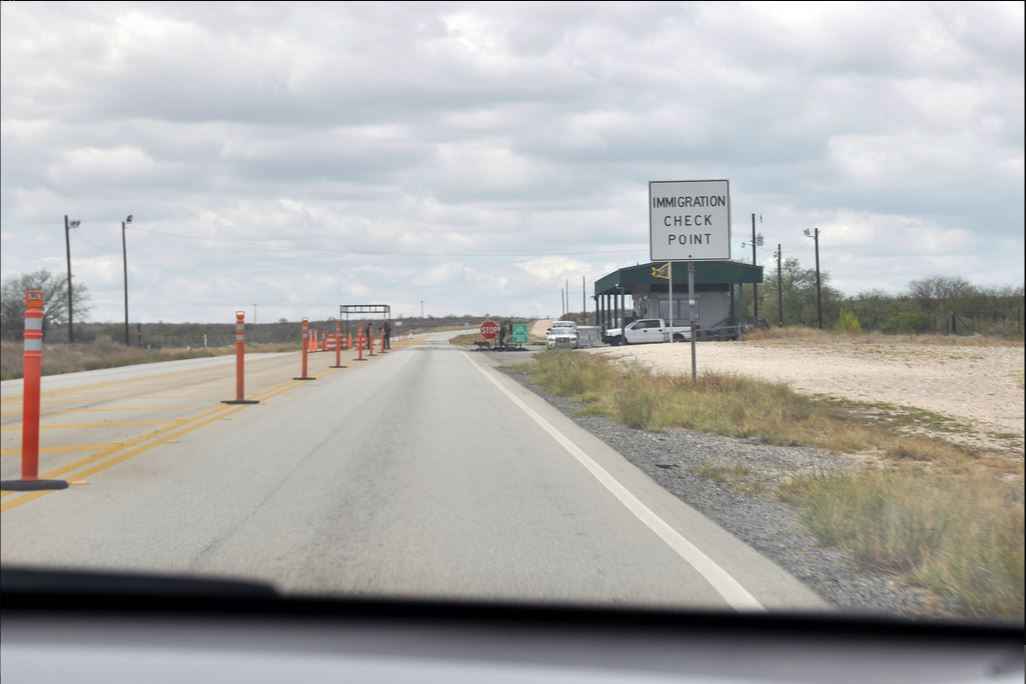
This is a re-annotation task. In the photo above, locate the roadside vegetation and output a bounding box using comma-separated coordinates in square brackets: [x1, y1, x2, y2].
[752, 266, 1023, 339]
[744, 325, 1023, 348]
[449, 333, 484, 346]
[780, 470, 1023, 618]
[0, 338, 296, 380]
[520, 350, 1024, 619]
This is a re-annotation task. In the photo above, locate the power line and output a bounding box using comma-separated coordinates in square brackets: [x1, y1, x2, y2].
[126, 227, 646, 258]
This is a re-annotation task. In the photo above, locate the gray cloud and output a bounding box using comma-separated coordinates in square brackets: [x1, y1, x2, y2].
[2, 1, 1022, 323]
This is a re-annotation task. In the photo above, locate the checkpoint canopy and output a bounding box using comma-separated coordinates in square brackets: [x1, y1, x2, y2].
[649, 179, 731, 262]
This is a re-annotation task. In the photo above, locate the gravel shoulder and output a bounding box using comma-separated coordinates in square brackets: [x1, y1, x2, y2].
[500, 365, 943, 617]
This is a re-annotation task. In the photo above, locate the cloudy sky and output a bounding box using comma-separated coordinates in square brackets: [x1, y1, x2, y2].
[2, 1, 1023, 323]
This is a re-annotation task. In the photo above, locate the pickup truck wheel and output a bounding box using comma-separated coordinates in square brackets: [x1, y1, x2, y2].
[672, 333, 685, 342]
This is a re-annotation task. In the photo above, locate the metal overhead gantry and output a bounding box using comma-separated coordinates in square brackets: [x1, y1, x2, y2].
[339, 304, 391, 337]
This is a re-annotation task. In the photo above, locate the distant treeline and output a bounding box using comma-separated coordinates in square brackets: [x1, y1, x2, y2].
[3, 314, 488, 347]
[560, 260, 1023, 338]
[749, 260, 1024, 337]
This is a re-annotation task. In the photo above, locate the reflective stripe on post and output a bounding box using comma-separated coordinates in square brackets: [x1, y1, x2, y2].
[222, 310, 258, 405]
[1, 290, 69, 491]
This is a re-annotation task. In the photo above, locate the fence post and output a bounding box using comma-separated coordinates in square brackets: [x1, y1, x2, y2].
[0, 290, 69, 492]
[223, 310, 259, 404]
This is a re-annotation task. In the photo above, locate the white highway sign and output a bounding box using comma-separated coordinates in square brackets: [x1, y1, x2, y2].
[649, 179, 731, 261]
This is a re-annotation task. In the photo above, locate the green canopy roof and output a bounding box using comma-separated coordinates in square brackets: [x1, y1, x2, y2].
[595, 261, 763, 295]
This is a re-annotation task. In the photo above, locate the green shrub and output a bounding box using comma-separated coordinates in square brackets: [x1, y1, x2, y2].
[836, 309, 862, 334]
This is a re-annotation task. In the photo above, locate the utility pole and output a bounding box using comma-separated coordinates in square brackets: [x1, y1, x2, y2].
[64, 215, 80, 344]
[751, 213, 758, 320]
[420, 300, 424, 319]
[804, 227, 823, 329]
[121, 214, 133, 346]
[775, 243, 783, 326]
[253, 304, 258, 324]
[582, 275, 586, 314]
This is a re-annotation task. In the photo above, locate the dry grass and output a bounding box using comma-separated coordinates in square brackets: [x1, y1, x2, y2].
[449, 333, 485, 347]
[746, 326, 1022, 348]
[1, 339, 296, 380]
[781, 470, 1024, 619]
[527, 351, 999, 468]
[522, 350, 1024, 619]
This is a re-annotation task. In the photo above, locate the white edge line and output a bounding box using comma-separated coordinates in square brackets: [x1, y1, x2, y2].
[463, 351, 765, 612]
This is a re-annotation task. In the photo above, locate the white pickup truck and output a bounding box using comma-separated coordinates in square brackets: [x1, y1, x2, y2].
[603, 318, 692, 345]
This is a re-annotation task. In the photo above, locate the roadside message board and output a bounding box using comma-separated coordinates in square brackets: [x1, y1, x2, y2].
[649, 179, 731, 261]
[511, 323, 529, 344]
[480, 320, 499, 340]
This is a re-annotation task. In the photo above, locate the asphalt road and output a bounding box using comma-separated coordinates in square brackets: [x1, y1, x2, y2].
[1, 332, 825, 611]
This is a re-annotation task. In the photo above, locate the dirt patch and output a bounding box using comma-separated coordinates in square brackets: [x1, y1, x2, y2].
[530, 319, 554, 337]
[586, 337, 1025, 453]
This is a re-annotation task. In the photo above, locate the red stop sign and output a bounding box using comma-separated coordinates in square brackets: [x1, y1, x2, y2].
[480, 320, 499, 340]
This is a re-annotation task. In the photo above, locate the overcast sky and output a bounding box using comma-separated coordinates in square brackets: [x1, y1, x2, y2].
[2, 1, 1023, 323]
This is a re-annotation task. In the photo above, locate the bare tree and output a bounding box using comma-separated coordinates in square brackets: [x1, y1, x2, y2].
[0, 270, 92, 340]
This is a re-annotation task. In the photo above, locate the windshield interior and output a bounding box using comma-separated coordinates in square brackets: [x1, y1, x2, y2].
[1, 1, 1023, 627]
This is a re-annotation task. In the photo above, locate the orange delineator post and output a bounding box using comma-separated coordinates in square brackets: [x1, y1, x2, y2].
[0, 290, 68, 492]
[293, 318, 316, 380]
[330, 321, 346, 369]
[222, 310, 259, 405]
[355, 332, 366, 361]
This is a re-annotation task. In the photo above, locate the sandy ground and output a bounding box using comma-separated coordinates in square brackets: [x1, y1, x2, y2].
[530, 319, 555, 337]
[586, 337, 1025, 452]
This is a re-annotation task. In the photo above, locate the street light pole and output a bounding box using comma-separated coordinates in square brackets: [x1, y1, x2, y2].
[63, 215, 81, 344]
[751, 213, 758, 320]
[776, 243, 783, 326]
[121, 214, 133, 346]
[813, 228, 822, 329]
[804, 228, 823, 329]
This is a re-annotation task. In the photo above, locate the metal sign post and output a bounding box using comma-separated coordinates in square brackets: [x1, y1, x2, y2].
[668, 261, 674, 333]
[688, 262, 697, 381]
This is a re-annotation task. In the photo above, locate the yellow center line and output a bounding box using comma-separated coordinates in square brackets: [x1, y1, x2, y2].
[1, 443, 123, 457]
[0, 379, 303, 511]
[0, 354, 300, 405]
[0, 412, 225, 497]
[5, 420, 175, 430]
[45, 406, 194, 414]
